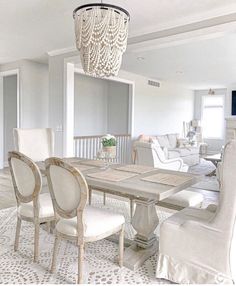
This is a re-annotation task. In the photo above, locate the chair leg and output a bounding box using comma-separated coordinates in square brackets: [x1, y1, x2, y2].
[130, 199, 133, 218]
[89, 188, 92, 205]
[78, 244, 84, 284]
[119, 225, 124, 267]
[46, 221, 51, 233]
[103, 192, 106, 205]
[34, 223, 40, 262]
[50, 235, 60, 273]
[14, 217, 21, 251]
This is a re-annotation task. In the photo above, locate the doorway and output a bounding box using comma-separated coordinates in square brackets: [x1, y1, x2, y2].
[0, 69, 20, 168]
[63, 62, 134, 158]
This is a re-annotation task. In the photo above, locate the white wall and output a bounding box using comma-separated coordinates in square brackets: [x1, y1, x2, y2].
[49, 53, 194, 156]
[74, 73, 129, 136]
[194, 88, 227, 152]
[3, 75, 17, 162]
[74, 73, 108, 136]
[0, 60, 49, 128]
[107, 81, 129, 135]
[117, 70, 194, 138]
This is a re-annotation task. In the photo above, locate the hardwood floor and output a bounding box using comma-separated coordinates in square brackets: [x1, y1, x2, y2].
[0, 168, 219, 210]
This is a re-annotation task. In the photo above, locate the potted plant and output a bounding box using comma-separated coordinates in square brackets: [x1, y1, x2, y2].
[101, 134, 116, 157]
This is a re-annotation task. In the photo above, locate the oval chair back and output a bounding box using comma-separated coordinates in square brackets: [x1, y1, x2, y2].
[45, 158, 88, 219]
[8, 151, 42, 206]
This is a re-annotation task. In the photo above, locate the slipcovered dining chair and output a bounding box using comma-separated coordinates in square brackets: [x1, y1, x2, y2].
[156, 140, 236, 284]
[13, 128, 54, 162]
[45, 158, 125, 284]
[8, 151, 55, 262]
[13, 128, 54, 188]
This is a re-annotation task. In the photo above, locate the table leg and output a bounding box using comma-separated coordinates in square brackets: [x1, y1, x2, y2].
[123, 199, 159, 271]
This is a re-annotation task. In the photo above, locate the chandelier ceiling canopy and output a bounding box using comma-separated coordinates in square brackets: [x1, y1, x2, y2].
[73, 3, 130, 77]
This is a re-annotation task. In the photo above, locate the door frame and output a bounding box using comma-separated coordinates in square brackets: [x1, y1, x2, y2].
[0, 69, 20, 168]
[63, 59, 134, 157]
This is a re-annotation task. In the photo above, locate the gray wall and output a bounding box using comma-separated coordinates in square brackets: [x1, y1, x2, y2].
[74, 73, 129, 136]
[3, 75, 17, 162]
[0, 60, 49, 128]
[74, 74, 108, 136]
[107, 81, 129, 134]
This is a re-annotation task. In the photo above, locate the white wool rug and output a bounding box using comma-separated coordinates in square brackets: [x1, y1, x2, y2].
[0, 195, 173, 284]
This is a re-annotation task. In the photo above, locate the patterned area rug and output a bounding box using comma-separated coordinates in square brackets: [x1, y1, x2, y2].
[0, 195, 173, 284]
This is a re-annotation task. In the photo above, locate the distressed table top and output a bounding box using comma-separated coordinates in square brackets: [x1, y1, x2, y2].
[38, 158, 201, 202]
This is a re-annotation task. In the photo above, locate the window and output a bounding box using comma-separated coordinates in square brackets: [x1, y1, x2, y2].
[202, 96, 224, 139]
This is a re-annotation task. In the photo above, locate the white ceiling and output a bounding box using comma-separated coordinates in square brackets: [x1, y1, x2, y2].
[123, 34, 236, 89]
[1, 0, 236, 88]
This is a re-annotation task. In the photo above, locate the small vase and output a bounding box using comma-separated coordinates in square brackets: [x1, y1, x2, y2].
[102, 146, 116, 158]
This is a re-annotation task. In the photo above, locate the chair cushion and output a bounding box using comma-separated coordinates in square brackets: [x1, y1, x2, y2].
[162, 205, 214, 228]
[169, 147, 199, 157]
[56, 206, 125, 240]
[168, 149, 180, 159]
[162, 190, 204, 208]
[18, 193, 54, 219]
[156, 135, 170, 148]
[167, 134, 178, 149]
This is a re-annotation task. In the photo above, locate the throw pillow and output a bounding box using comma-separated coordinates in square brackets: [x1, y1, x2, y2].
[168, 133, 179, 149]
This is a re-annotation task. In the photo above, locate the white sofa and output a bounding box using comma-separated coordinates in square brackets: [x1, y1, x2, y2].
[138, 134, 200, 166]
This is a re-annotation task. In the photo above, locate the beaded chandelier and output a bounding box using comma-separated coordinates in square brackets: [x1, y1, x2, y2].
[73, 3, 130, 77]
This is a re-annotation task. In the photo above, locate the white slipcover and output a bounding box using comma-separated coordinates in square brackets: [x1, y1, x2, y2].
[156, 140, 236, 284]
[161, 190, 203, 208]
[56, 205, 125, 240]
[133, 141, 188, 172]
[13, 128, 54, 162]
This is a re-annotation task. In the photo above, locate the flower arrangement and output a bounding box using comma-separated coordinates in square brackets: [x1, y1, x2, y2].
[101, 134, 116, 147]
[101, 134, 116, 158]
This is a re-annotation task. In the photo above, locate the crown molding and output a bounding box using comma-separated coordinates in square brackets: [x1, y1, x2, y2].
[47, 46, 77, 57]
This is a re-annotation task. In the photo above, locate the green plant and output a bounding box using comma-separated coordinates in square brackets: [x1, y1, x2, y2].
[101, 134, 116, 147]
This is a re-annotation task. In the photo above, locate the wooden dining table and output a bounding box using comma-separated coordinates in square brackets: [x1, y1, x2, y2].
[38, 158, 201, 271]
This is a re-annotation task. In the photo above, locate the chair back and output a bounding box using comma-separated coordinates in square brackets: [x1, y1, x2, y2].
[13, 128, 54, 162]
[213, 140, 236, 229]
[212, 140, 236, 280]
[45, 158, 88, 219]
[133, 141, 166, 167]
[8, 151, 42, 205]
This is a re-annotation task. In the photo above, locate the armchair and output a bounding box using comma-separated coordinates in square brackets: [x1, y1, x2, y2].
[156, 140, 236, 284]
[133, 141, 188, 172]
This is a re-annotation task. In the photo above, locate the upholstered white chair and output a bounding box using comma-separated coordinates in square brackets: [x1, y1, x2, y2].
[133, 141, 188, 172]
[13, 128, 54, 162]
[156, 140, 236, 284]
[8, 151, 55, 262]
[45, 158, 125, 284]
[13, 128, 54, 188]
